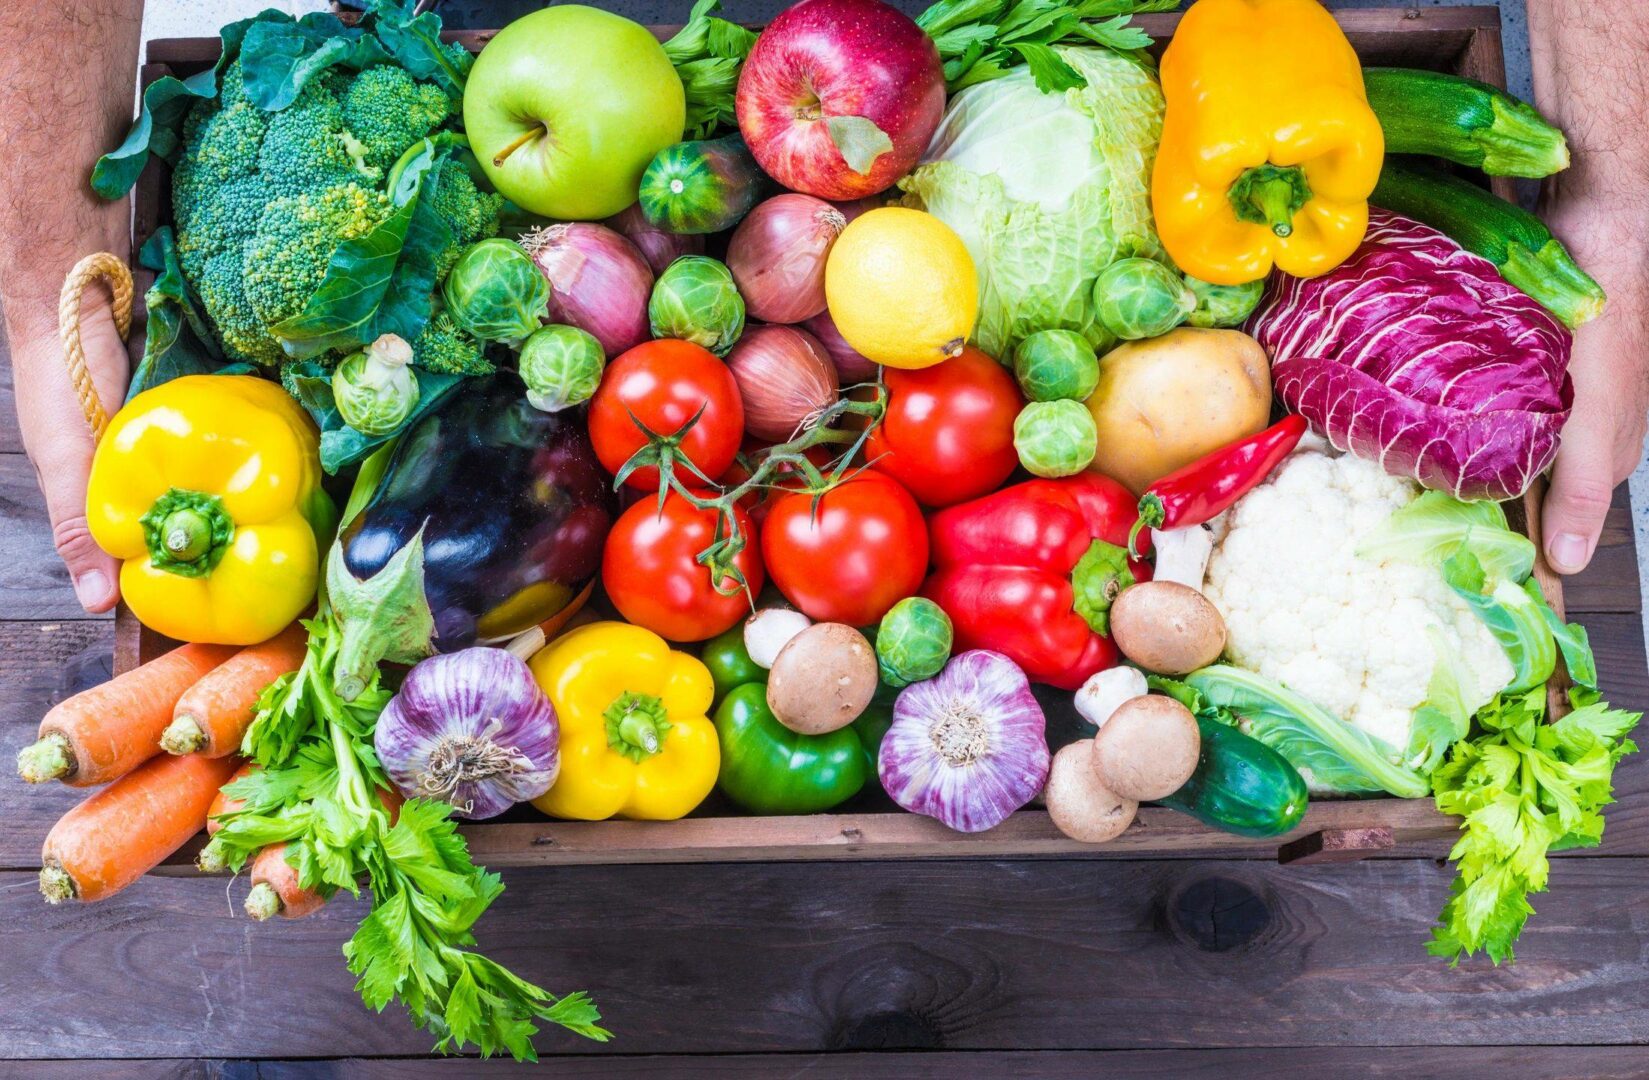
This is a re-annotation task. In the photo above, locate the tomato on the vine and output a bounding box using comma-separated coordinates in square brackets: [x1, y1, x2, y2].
[717, 444, 833, 527]
[589, 339, 745, 491]
[866, 346, 1022, 508]
[603, 491, 763, 642]
[761, 472, 928, 625]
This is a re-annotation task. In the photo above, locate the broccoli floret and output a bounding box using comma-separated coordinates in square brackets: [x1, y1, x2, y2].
[412, 312, 491, 376]
[341, 66, 454, 175]
[170, 55, 501, 368]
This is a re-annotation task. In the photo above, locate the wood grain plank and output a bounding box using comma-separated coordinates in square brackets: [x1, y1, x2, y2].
[6, 855, 1649, 1059]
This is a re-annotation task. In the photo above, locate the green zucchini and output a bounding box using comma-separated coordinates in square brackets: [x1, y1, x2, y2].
[1373, 157, 1605, 328]
[1156, 714, 1309, 839]
[638, 134, 766, 235]
[1364, 68, 1569, 179]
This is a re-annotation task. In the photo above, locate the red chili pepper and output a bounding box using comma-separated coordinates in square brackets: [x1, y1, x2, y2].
[1128, 414, 1308, 556]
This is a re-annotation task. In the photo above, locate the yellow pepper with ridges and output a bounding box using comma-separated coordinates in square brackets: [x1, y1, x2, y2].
[530, 622, 719, 821]
[1151, 0, 1385, 285]
[87, 375, 335, 645]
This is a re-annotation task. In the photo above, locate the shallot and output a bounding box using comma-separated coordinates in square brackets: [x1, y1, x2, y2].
[521, 222, 653, 357]
[801, 309, 878, 384]
[724, 325, 839, 443]
[605, 204, 705, 276]
[726, 194, 845, 323]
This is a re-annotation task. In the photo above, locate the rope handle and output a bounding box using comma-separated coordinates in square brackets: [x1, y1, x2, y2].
[57, 252, 134, 444]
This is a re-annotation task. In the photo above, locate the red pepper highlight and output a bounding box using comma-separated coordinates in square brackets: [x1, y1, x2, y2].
[1129, 414, 1308, 557]
[923, 473, 1149, 690]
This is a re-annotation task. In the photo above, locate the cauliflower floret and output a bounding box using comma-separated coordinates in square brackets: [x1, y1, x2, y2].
[1202, 447, 1514, 758]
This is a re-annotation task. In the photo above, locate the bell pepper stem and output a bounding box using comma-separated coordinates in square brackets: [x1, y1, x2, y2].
[161, 508, 213, 562]
[604, 691, 672, 763]
[1228, 164, 1312, 239]
[1070, 540, 1136, 637]
[139, 488, 235, 578]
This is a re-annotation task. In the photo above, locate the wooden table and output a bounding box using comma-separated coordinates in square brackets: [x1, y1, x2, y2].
[6, 12, 1649, 1079]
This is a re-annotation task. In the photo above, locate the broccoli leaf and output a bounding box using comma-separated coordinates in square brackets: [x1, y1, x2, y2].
[1185, 665, 1431, 798]
[369, 1, 472, 97]
[240, 13, 393, 111]
[126, 228, 256, 400]
[90, 12, 278, 199]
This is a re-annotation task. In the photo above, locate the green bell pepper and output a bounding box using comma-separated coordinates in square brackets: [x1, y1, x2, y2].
[701, 626, 766, 705]
[714, 683, 889, 814]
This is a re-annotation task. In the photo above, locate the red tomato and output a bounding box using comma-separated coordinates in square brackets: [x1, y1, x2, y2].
[603, 492, 764, 642]
[589, 339, 745, 491]
[866, 346, 1023, 508]
[717, 445, 833, 527]
[761, 472, 928, 625]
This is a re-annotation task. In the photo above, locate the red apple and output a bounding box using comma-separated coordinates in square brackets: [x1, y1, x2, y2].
[736, 0, 946, 201]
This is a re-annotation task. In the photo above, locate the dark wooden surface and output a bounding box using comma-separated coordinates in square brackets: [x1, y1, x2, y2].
[6, 3, 1649, 1075]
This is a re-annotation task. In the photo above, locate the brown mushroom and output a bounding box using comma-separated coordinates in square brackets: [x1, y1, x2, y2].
[1044, 740, 1137, 844]
[766, 623, 878, 734]
[1091, 694, 1201, 801]
[1109, 580, 1227, 675]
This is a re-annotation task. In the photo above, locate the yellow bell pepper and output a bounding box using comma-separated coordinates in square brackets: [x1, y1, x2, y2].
[1151, 0, 1385, 285]
[529, 621, 719, 821]
[87, 375, 336, 645]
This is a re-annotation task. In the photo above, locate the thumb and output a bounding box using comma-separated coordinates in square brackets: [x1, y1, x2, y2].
[32, 404, 122, 614]
[1542, 414, 1616, 575]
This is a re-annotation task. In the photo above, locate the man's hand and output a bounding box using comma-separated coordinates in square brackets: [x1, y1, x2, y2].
[1538, 205, 1649, 573]
[1529, 0, 1649, 575]
[10, 287, 130, 612]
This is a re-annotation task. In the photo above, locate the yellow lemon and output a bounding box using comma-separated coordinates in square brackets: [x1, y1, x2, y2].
[824, 207, 977, 370]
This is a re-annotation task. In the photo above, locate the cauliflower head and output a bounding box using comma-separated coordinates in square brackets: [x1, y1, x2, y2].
[1202, 445, 1513, 757]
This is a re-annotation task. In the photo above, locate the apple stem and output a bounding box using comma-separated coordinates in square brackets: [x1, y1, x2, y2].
[492, 123, 546, 168]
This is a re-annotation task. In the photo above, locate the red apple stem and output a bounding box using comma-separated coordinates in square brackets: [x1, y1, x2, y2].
[492, 123, 546, 168]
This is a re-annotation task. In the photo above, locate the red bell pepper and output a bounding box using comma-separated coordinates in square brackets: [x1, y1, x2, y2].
[922, 472, 1149, 691]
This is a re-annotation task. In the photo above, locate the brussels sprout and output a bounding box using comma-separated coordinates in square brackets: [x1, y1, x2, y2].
[876, 597, 953, 688]
[333, 333, 420, 437]
[441, 238, 550, 344]
[1093, 258, 1196, 341]
[1012, 329, 1100, 402]
[648, 256, 745, 355]
[1185, 275, 1265, 328]
[1014, 400, 1097, 478]
[519, 324, 606, 413]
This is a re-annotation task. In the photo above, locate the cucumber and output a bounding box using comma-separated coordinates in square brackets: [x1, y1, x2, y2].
[1373, 157, 1605, 328]
[1364, 68, 1569, 179]
[638, 134, 766, 235]
[1156, 714, 1309, 838]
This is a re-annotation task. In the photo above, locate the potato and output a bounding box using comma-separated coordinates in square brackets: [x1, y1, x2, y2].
[1109, 581, 1227, 676]
[766, 623, 878, 734]
[1092, 695, 1201, 802]
[1044, 740, 1137, 844]
[1085, 327, 1271, 493]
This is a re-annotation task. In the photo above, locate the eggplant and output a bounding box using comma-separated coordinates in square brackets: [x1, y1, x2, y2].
[342, 372, 615, 650]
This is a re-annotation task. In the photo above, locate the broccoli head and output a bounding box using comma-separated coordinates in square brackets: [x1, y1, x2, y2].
[411, 311, 491, 376]
[172, 55, 502, 367]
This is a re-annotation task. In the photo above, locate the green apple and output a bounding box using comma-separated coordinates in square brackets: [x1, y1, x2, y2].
[464, 6, 685, 221]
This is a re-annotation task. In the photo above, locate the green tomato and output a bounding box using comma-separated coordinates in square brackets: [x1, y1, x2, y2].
[876, 597, 953, 688]
[648, 256, 745, 356]
[332, 334, 420, 437]
[700, 625, 765, 706]
[1014, 399, 1097, 478]
[441, 238, 550, 344]
[1012, 329, 1100, 402]
[519, 324, 605, 412]
[1185, 275, 1265, 328]
[1093, 258, 1196, 341]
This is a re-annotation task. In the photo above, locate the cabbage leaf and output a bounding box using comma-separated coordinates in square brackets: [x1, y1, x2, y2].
[1354, 490, 1535, 584]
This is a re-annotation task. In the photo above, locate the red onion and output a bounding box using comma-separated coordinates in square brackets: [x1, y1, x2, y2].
[801, 308, 879, 384]
[726, 194, 845, 324]
[605, 204, 706, 276]
[832, 196, 886, 224]
[724, 325, 840, 443]
[374, 648, 560, 821]
[878, 650, 1050, 833]
[521, 222, 653, 357]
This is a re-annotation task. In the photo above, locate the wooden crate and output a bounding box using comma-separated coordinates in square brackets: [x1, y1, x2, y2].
[122, 6, 1565, 868]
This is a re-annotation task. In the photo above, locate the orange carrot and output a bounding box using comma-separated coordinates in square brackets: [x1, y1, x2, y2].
[243, 789, 402, 921]
[18, 642, 238, 787]
[163, 625, 308, 757]
[39, 753, 242, 903]
[205, 762, 258, 836]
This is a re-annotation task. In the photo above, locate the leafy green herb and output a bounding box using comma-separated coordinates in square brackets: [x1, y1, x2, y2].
[916, 0, 1177, 94]
[214, 611, 609, 1058]
[664, 0, 758, 140]
[1430, 683, 1639, 965]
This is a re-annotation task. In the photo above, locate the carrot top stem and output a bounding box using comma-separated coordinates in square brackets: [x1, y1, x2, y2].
[39, 863, 75, 904]
[160, 715, 208, 756]
[245, 881, 282, 921]
[18, 734, 72, 784]
[196, 837, 229, 875]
